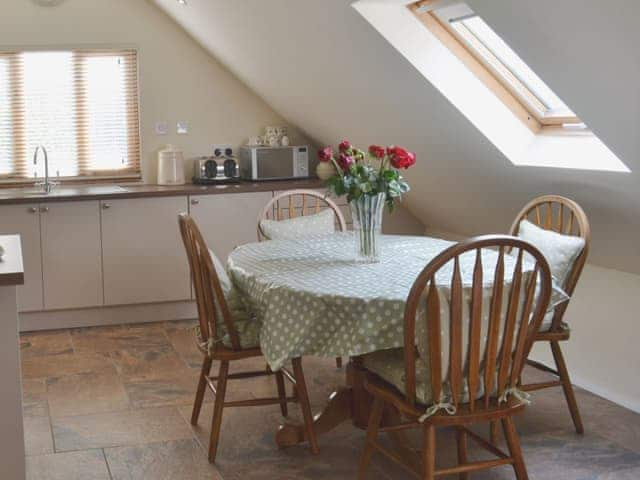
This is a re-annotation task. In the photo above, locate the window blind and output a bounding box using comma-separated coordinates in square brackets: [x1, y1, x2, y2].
[0, 49, 140, 182]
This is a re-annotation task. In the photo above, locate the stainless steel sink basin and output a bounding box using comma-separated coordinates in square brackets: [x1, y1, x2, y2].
[0, 185, 128, 198]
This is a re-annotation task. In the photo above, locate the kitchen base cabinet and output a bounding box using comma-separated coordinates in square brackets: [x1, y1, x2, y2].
[189, 191, 273, 261]
[0, 204, 43, 311]
[40, 201, 103, 310]
[101, 196, 191, 306]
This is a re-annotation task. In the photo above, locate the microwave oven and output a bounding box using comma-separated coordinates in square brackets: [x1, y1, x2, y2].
[239, 146, 310, 181]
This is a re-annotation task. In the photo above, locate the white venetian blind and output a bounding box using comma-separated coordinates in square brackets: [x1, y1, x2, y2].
[0, 49, 140, 182]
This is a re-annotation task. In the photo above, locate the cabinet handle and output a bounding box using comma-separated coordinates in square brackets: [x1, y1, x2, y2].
[191, 199, 200, 206]
[28, 207, 38, 213]
[102, 203, 112, 210]
[39, 206, 49, 213]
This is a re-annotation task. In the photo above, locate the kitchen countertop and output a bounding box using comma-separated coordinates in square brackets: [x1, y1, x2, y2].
[0, 235, 24, 287]
[0, 178, 324, 206]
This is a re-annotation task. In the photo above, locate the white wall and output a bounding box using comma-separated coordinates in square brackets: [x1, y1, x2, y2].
[151, 0, 640, 275]
[531, 265, 640, 413]
[0, 0, 310, 183]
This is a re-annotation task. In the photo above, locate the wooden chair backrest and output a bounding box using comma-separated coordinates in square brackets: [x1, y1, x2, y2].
[403, 235, 552, 412]
[509, 195, 590, 327]
[257, 189, 347, 241]
[178, 214, 241, 352]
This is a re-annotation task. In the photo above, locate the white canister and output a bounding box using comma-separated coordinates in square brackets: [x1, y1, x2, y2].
[157, 145, 186, 185]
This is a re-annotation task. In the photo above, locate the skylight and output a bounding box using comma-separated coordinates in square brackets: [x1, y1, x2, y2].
[352, 0, 630, 172]
[432, 4, 580, 127]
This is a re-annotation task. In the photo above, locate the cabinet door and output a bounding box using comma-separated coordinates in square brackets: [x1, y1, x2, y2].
[101, 196, 190, 305]
[40, 201, 103, 310]
[190, 192, 273, 261]
[0, 204, 43, 311]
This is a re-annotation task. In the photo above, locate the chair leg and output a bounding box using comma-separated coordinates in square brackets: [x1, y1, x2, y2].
[502, 417, 529, 480]
[357, 396, 385, 480]
[490, 420, 501, 445]
[292, 357, 319, 454]
[208, 360, 229, 463]
[275, 370, 288, 417]
[456, 427, 469, 480]
[550, 340, 584, 434]
[422, 424, 436, 480]
[191, 357, 213, 425]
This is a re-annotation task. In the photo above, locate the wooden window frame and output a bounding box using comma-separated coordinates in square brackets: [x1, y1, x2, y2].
[410, 1, 582, 132]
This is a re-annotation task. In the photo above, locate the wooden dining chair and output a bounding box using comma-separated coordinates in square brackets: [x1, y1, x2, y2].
[257, 189, 347, 241]
[358, 235, 552, 480]
[509, 195, 591, 434]
[258, 189, 347, 369]
[178, 214, 320, 462]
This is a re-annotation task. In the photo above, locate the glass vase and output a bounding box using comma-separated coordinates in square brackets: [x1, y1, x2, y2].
[350, 193, 385, 263]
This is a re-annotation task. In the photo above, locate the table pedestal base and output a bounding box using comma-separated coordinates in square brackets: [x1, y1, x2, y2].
[276, 358, 378, 448]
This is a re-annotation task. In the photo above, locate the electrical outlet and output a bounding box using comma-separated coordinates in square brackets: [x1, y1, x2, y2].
[213, 144, 233, 157]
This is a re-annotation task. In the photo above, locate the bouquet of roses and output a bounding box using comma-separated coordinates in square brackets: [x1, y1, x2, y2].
[318, 140, 416, 211]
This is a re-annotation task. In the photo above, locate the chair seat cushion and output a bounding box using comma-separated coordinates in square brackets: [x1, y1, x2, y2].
[259, 209, 336, 240]
[221, 318, 261, 349]
[362, 348, 434, 405]
[208, 248, 258, 348]
[363, 348, 496, 406]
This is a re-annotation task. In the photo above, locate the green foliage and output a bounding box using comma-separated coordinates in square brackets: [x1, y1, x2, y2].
[326, 163, 410, 212]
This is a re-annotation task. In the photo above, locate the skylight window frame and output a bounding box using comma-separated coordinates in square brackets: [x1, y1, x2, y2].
[411, 1, 582, 129]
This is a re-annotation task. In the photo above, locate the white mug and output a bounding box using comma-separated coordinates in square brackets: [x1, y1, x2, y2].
[248, 136, 263, 146]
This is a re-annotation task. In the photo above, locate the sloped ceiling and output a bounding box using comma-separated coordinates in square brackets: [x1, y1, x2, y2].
[152, 0, 640, 273]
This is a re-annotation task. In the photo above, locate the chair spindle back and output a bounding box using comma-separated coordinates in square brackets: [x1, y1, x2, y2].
[178, 214, 241, 352]
[509, 195, 590, 327]
[403, 235, 552, 412]
[258, 189, 347, 241]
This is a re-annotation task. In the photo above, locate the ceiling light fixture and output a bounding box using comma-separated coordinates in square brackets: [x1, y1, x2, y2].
[177, 0, 187, 5]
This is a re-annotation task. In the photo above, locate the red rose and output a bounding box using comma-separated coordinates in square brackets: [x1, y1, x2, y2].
[338, 140, 351, 153]
[369, 145, 385, 159]
[318, 146, 333, 162]
[389, 146, 416, 169]
[337, 153, 354, 172]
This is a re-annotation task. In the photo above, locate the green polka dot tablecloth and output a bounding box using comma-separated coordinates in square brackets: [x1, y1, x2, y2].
[227, 233, 561, 371]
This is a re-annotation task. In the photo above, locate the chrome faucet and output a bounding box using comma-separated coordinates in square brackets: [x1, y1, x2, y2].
[33, 145, 57, 193]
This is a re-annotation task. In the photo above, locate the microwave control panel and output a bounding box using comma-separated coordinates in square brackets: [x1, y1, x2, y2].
[294, 146, 309, 177]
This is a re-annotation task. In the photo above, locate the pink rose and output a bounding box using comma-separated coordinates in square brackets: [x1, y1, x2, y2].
[318, 146, 333, 162]
[369, 145, 385, 159]
[337, 153, 354, 171]
[389, 146, 416, 169]
[338, 140, 351, 153]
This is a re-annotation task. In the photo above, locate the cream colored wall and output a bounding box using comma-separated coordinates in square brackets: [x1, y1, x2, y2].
[530, 265, 640, 413]
[0, 0, 309, 183]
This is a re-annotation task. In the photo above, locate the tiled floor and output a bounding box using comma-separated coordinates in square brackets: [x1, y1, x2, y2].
[20, 321, 640, 479]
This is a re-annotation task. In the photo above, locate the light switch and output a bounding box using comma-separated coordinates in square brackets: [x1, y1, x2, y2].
[155, 121, 168, 135]
[177, 121, 189, 135]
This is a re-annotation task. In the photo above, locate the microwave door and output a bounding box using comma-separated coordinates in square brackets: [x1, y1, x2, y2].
[258, 148, 294, 179]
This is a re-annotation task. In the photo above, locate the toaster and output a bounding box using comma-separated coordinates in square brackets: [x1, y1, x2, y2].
[193, 153, 241, 185]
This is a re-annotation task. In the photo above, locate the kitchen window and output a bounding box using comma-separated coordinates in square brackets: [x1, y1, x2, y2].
[411, 1, 582, 130]
[0, 49, 140, 183]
